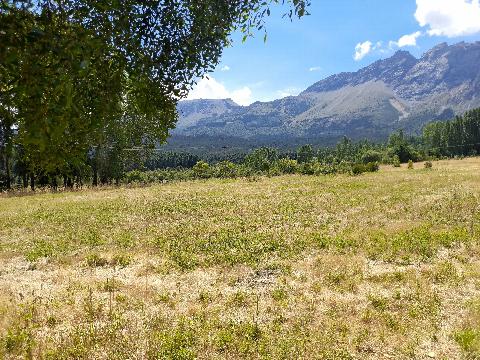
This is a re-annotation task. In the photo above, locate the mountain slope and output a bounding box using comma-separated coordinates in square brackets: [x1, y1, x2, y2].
[176, 98, 240, 129]
[175, 41, 480, 140]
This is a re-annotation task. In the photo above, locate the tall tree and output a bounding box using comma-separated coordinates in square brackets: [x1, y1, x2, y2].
[0, 0, 310, 189]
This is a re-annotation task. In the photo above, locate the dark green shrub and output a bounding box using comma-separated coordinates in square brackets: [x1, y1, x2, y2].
[297, 144, 314, 163]
[213, 161, 238, 178]
[351, 163, 366, 175]
[387, 130, 420, 163]
[424, 161, 433, 169]
[298, 161, 316, 175]
[313, 163, 338, 175]
[244, 147, 278, 172]
[354, 164, 366, 175]
[236, 164, 256, 178]
[125, 170, 146, 184]
[365, 162, 379, 172]
[192, 161, 211, 179]
[337, 161, 353, 174]
[361, 150, 382, 164]
[274, 158, 298, 174]
[392, 155, 401, 167]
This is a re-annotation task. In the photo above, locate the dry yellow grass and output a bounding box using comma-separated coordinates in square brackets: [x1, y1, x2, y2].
[1, 158, 480, 359]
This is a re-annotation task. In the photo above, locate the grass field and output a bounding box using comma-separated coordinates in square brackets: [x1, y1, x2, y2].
[1, 158, 480, 359]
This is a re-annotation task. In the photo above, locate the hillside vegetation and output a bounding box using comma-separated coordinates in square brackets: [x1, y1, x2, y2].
[1, 158, 480, 359]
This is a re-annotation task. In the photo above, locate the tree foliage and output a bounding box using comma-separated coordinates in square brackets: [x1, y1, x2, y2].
[0, 0, 310, 189]
[423, 109, 480, 157]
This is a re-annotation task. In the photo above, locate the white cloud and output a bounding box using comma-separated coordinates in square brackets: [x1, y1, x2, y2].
[187, 76, 252, 106]
[389, 31, 422, 48]
[230, 87, 252, 106]
[220, 65, 230, 72]
[415, 0, 480, 37]
[309, 66, 322, 72]
[397, 31, 422, 47]
[354, 41, 373, 61]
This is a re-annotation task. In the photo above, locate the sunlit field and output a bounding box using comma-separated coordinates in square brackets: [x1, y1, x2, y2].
[2, 158, 480, 359]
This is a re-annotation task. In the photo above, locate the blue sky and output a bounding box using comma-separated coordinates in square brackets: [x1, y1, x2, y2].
[187, 0, 480, 105]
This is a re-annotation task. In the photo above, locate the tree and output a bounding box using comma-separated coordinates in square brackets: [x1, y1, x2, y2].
[387, 130, 418, 163]
[245, 147, 278, 172]
[360, 150, 382, 164]
[0, 0, 310, 189]
[336, 136, 356, 162]
[0, 96, 14, 189]
[422, 109, 480, 157]
[297, 144, 314, 163]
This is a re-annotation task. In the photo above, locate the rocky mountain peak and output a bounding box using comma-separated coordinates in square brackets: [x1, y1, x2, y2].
[302, 49, 419, 95]
[398, 41, 480, 99]
[389, 49, 416, 62]
[176, 42, 480, 141]
[421, 42, 449, 61]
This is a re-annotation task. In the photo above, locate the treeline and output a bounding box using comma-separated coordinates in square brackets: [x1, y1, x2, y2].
[423, 108, 480, 157]
[1, 108, 480, 190]
[124, 147, 380, 185]
[144, 151, 247, 170]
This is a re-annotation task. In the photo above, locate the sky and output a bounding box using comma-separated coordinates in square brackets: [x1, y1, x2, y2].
[186, 0, 480, 106]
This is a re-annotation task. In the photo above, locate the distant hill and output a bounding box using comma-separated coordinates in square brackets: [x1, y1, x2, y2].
[175, 42, 480, 142]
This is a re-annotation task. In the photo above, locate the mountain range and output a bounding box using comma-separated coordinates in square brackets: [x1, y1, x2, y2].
[175, 42, 480, 142]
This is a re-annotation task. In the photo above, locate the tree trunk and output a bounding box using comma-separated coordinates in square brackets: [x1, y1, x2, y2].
[52, 176, 58, 191]
[4, 153, 11, 190]
[30, 174, 35, 191]
[92, 162, 98, 186]
[23, 173, 28, 188]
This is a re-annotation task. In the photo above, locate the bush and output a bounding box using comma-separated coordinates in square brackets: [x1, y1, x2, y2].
[213, 161, 238, 178]
[314, 163, 340, 176]
[298, 161, 316, 175]
[392, 155, 401, 167]
[424, 161, 433, 169]
[297, 144, 314, 164]
[351, 163, 366, 175]
[361, 150, 382, 164]
[192, 161, 211, 179]
[365, 162, 379, 172]
[274, 158, 298, 174]
[351, 162, 378, 175]
[124, 170, 146, 184]
[244, 147, 278, 172]
[120, 145, 386, 186]
[408, 160, 414, 169]
[336, 160, 353, 174]
[387, 130, 420, 163]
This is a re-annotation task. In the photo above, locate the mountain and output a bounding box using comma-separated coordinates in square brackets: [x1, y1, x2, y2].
[174, 42, 480, 142]
[176, 98, 240, 130]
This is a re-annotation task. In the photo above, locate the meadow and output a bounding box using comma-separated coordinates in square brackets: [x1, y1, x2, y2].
[1, 158, 480, 359]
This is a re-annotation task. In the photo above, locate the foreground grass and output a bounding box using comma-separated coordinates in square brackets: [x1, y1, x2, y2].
[1, 158, 480, 359]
